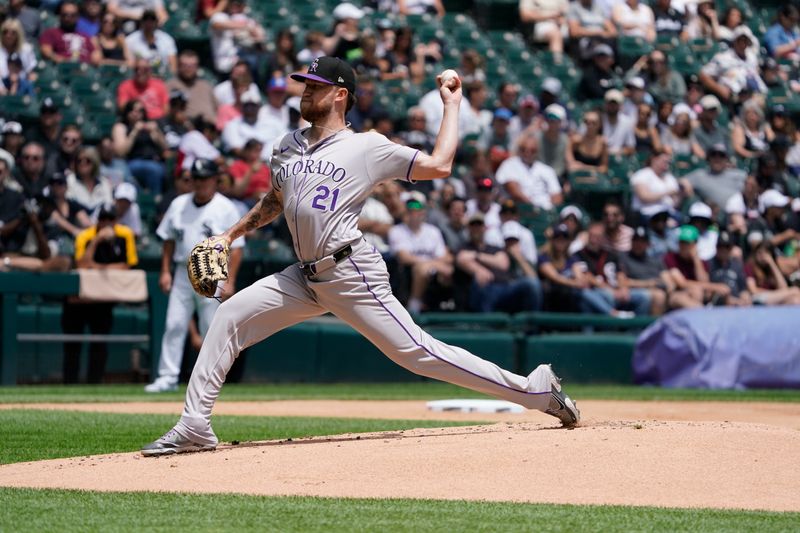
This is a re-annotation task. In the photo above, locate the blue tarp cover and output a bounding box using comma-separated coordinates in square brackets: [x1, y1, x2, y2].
[633, 306, 800, 389]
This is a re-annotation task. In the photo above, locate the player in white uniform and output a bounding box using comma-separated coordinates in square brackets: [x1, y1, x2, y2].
[142, 57, 579, 455]
[144, 160, 245, 393]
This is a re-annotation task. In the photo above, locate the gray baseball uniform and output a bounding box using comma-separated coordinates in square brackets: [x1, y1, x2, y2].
[174, 128, 556, 446]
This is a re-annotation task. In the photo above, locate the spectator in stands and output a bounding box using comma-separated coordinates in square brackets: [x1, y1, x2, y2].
[681, 201, 718, 261]
[612, 0, 655, 43]
[1, 121, 24, 162]
[178, 117, 224, 173]
[699, 26, 766, 103]
[573, 222, 650, 317]
[297, 30, 326, 66]
[681, 143, 747, 211]
[98, 136, 133, 189]
[44, 125, 83, 178]
[661, 103, 702, 157]
[107, 0, 168, 28]
[601, 89, 636, 156]
[214, 67, 259, 130]
[652, 0, 687, 42]
[66, 146, 113, 214]
[602, 200, 634, 252]
[96, 13, 131, 66]
[347, 78, 384, 133]
[764, 5, 800, 61]
[631, 150, 680, 217]
[351, 34, 391, 81]
[76, 0, 103, 37]
[731, 99, 774, 160]
[5, 0, 41, 42]
[209, 0, 266, 75]
[745, 241, 800, 305]
[620, 76, 652, 121]
[499, 199, 541, 286]
[508, 94, 541, 142]
[227, 139, 271, 206]
[566, 0, 617, 60]
[752, 190, 799, 277]
[768, 106, 795, 143]
[566, 110, 609, 174]
[519, 0, 568, 55]
[436, 196, 468, 253]
[480, 108, 514, 171]
[537, 77, 564, 113]
[663, 224, 731, 307]
[358, 184, 395, 254]
[63, 205, 137, 384]
[496, 132, 563, 210]
[196, 0, 226, 22]
[112, 99, 168, 192]
[0, 158, 27, 254]
[398, 0, 445, 18]
[26, 99, 62, 159]
[264, 28, 300, 80]
[536, 104, 568, 178]
[725, 174, 760, 238]
[686, 0, 719, 41]
[39, 1, 100, 65]
[456, 212, 542, 313]
[262, 76, 290, 128]
[633, 102, 662, 155]
[399, 107, 435, 153]
[167, 50, 217, 123]
[113, 181, 142, 237]
[125, 9, 177, 74]
[324, 3, 363, 60]
[117, 58, 169, 120]
[767, 137, 798, 193]
[638, 50, 685, 105]
[222, 91, 287, 160]
[716, 6, 745, 45]
[693, 95, 729, 158]
[0, 18, 36, 81]
[9, 142, 47, 199]
[462, 80, 493, 140]
[617, 226, 668, 315]
[644, 204, 670, 258]
[386, 26, 426, 84]
[558, 204, 586, 253]
[539, 223, 584, 311]
[159, 90, 192, 154]
[1, 53, 34, 97]
[465, 177, 502, 238]
[388, 194, 453, 313]
[496, 82, 520, 114]
[709, 230, 750, 306]
[39, 172, 91, 251]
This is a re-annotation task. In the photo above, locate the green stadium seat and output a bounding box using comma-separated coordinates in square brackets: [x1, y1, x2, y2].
[523, 334, 638, 383]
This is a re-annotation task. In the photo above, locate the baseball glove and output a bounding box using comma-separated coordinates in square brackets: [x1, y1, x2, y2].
[187, 236, 230, 298]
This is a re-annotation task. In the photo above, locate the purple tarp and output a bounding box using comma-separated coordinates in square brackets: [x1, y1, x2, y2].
[633, 306, 800, 389]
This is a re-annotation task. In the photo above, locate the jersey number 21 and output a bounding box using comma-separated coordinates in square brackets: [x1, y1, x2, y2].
[311, 185, 340, 213]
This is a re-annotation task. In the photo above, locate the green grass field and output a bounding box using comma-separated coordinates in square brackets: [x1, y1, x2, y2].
[2, 383, 798, 531]
[1, 488, 798, 533]
[2, 382, 799, 403]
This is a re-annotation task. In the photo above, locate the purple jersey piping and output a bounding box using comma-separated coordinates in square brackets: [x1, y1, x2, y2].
[347, 256, 547, 397]
[292, 130, 308, 260]
[405, 150, 419, 183]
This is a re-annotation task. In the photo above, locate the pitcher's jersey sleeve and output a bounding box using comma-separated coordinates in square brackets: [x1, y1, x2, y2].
[363, 132, 420, 185]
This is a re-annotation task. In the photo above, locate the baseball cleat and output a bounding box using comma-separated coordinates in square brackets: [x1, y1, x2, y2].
[141, 428, 216, 457]
[542, 365, 581, 426]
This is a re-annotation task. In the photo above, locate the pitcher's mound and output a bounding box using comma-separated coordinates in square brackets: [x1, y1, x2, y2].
[1, 420, 797, 511]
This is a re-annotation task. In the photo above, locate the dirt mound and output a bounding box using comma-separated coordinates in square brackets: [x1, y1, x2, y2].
[2, 414, 798, 511]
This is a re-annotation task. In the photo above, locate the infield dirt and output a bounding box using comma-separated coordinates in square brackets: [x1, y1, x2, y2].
[1, 400, 799, 511]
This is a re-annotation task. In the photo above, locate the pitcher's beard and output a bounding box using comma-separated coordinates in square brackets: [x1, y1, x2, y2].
[300, 98, 331, 124]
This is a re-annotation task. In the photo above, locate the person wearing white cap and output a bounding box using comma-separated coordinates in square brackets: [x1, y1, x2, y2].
[222, 90, 288, 161]
[397, 0, 445, 17]
[535, 104, 568, 177]
[324, 3, 364, 59]
[576, 44, 620, 100]
[699, 24, 766, 102]
[751, 189, 799, 278]
[661, 103, 703, 157]
[602, 89, 636, 156]
[693, 94, 730, 158]
[520, 0, 569, 54]
[670, 201, 718, 261]
[113, 182, 142, 237]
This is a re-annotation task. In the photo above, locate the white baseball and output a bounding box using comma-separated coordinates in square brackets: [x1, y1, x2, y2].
[440, 69, 459, 87]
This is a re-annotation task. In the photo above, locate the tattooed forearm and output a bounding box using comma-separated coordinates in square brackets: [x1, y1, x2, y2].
[224, 189, 284, 241]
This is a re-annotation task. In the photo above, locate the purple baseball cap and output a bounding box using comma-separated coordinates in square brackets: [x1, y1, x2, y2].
[290, 56, 356, 95]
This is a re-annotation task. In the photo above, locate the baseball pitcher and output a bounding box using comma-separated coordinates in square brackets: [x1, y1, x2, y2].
[142, 57, 579, 456]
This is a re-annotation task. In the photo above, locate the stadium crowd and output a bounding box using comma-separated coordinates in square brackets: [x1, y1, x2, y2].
[0, 0, 799, 320]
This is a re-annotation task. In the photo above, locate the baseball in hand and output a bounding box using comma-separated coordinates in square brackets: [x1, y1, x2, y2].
[439, 69, 459, 89]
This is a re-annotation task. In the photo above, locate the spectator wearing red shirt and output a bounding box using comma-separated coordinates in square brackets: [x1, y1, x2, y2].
[227, 139, 270, 205]
[663, 224, 730, 308]
[39, 1, 100, 65]
[117, 57, 169, 120]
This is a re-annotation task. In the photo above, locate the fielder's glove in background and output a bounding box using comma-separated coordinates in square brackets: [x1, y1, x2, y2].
[188, 236, 230, 298]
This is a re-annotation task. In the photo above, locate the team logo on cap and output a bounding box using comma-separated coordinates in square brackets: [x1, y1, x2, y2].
[338, 76, 344, 83]
[309, 59, 319, 73]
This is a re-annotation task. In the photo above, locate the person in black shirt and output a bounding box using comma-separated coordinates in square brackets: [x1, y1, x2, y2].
[24, 98, 62, 160]
[709, 231, 750, 306]
[577, 44, 620, 101]
[9, 142, 47, 200]
[158, 89, 192, 155]
[455, 213, 541, 312]
[618, 226, 669, 315]
[0, 158, 26, 255]
[652, 0, 688, 41]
